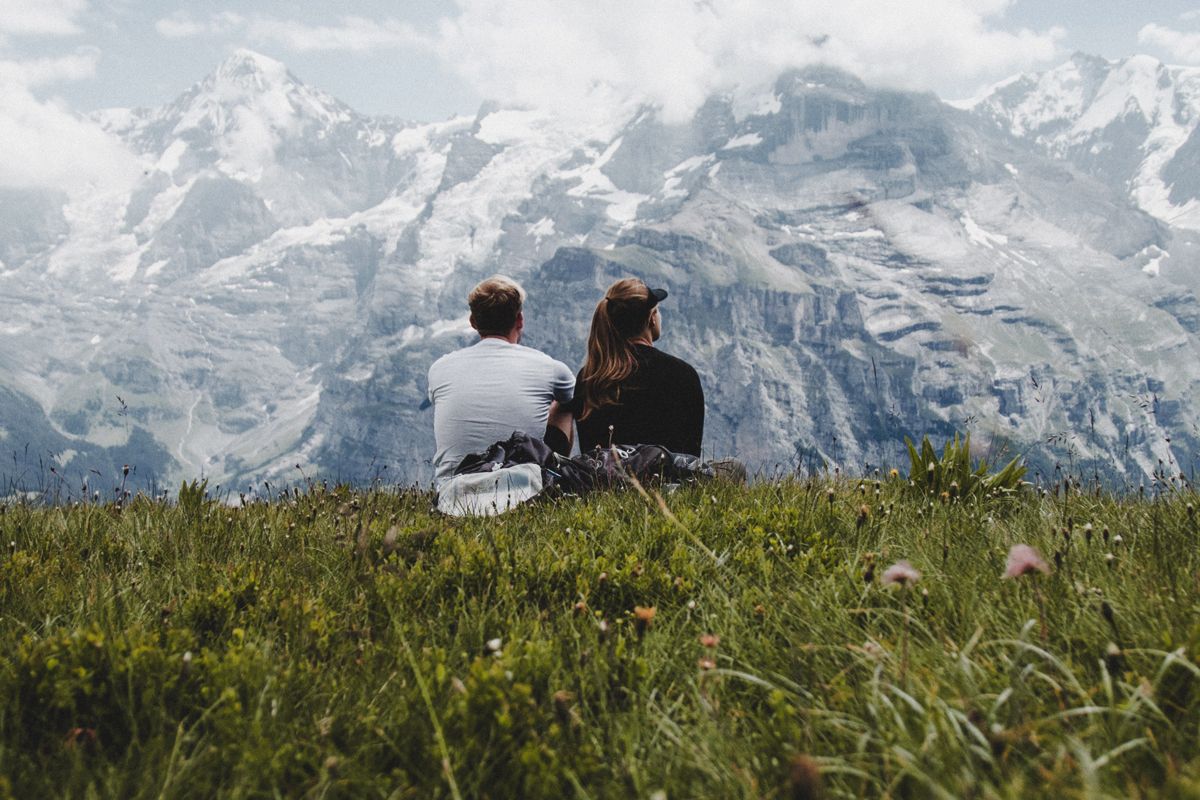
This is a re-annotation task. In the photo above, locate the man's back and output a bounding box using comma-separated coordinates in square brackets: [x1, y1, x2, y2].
[428, 338, 574, 487]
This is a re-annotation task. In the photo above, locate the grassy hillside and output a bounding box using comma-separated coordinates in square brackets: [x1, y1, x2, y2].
[1, 477, 1198, 798]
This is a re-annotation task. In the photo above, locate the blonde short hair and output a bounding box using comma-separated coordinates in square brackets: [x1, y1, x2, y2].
[468, 275, 525, 335]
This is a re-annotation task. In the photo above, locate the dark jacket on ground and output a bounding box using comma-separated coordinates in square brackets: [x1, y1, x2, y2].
[570, 344, 704, 456]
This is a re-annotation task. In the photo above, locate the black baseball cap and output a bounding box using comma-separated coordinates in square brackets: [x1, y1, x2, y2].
[607, 285, 668, 335]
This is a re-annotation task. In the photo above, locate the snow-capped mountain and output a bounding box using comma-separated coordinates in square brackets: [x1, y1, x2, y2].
[968, 53, 1200, 231]
[3, 51, 1199, 492]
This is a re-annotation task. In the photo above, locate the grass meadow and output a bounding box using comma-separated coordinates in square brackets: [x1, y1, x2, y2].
[1, 474, 1198, 798]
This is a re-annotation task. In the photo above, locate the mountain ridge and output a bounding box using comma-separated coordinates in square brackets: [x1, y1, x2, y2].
[3, 51, 1199, 492]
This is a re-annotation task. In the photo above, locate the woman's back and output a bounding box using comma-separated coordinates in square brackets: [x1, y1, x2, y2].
[574, 343, 704, 456]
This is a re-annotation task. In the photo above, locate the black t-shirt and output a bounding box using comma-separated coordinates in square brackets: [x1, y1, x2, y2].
[570, 344, 704, 456]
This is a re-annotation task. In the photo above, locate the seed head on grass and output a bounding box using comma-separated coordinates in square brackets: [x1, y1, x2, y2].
[788, 753, 824, 800]
[633, 606, 656, 637]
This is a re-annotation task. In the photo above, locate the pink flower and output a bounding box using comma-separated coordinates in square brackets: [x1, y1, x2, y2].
[1004, 544, 1049, 578]
[881, 560, 921, 587]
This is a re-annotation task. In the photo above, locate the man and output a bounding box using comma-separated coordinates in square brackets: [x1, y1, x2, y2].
[571, 278, 704, 456]
[427, 275, 575, 489]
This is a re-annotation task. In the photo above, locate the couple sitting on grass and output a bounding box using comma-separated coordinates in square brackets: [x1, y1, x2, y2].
[427, 274, 715, 515]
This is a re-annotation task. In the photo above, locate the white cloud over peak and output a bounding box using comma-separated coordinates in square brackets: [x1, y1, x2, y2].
[0, 0, 88, 37]
[155, 11, 245, 40]
[0, 82, 141, 193]
[419, 0, 1065, 123]
[1139, 22, 1200, 64]
[157, 2, 1062, 122]
[0, 49, 99, 86]
[0, 5, 139, 193]
[155, 12, 419, 53]
[245, 15, 419, 52]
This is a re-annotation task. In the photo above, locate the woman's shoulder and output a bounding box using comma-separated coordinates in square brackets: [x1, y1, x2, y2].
[636, 345, 699, 379]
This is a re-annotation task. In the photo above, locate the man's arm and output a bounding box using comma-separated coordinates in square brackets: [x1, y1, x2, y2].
[544, 400, 574, 455]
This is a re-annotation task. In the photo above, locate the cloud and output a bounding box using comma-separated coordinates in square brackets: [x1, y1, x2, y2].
[0, 49, 99, 86]
[154, 11, 419, 53]
[0, 46, 139, 193]
[155, 11, 245, 40]
[417, 0, 1065, 123]
[1182, 10, 1200, 22]
[152, 2, 1062, 122]
[0, 82, 141, 193]
[1139, 22, 1200, 64]
[0, 0, 88, 37]
[245, 16, 420, 52]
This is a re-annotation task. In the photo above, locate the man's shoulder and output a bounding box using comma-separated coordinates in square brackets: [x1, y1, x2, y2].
[509, 343, 572, 373]
[430, 341, 570, 377]
[428, 345, 472, 375]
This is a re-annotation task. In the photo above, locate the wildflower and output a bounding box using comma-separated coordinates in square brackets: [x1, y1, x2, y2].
[1004, 544, 1049, 578]
[1113, 534, 1124, 547]
[939, 491, 950, 504]
[486, 637, 502, 654]
[826, 487, 835, 505]
[1105, 552, 1115, 569]
[698, 657, 716, 671]
[686, 599, 697, 610]
[699, 633, 720, 648]
[753, 603, 766, 617]
[889, 468, 900, 479]
[598, 619, 609, 640]
[1084, 523, 1093, 545]
[573, 601, 588, 616]
[881, 560, 921, 587]
[856, 505, 870, 528]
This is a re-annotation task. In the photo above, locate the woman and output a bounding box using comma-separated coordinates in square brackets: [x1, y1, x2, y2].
[570, 278, 704, 455]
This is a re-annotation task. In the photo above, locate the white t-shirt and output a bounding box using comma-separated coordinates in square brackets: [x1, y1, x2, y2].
[427, 338, 575, 488]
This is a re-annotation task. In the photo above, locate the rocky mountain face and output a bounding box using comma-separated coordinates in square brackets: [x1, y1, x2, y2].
[3, 51, 1199, 493]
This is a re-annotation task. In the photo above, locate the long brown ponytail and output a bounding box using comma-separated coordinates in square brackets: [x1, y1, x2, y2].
[577, 278, 655, 419]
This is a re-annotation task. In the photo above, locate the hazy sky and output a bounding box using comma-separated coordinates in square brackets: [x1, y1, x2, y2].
[3, 0, 1200, 191]
[3, 0, 1200, 120]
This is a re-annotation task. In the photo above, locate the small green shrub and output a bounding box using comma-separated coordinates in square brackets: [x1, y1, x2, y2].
[905, 432, 1027, 498]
